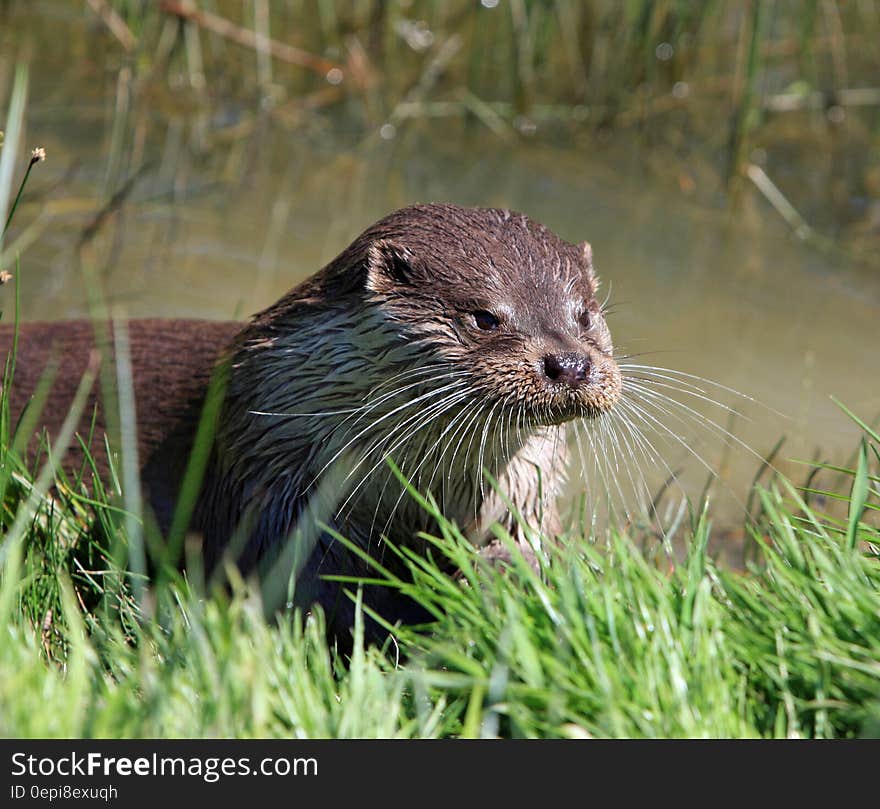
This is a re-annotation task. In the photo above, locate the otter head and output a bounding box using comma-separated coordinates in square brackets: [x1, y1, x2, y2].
[362, 204, 621, 428]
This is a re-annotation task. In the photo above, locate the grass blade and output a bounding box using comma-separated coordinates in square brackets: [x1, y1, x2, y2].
[0, 64, 28, 251]
[846, 439, 870, 550]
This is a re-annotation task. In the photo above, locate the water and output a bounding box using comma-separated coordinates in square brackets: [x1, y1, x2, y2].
[3, 3, 879, 533]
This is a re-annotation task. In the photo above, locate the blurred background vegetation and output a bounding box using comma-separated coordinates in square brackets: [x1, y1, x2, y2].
[3, 1, 879, 265]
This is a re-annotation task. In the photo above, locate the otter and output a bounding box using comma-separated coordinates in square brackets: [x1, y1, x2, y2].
[0, 204, 621, 639]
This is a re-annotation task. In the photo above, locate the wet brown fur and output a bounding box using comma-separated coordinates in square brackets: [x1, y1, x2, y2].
[0, 204, 620, 642]
[0, 319, 239, 483]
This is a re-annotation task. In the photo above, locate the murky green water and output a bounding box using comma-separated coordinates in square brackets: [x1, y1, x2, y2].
[3, 3, 879, 532]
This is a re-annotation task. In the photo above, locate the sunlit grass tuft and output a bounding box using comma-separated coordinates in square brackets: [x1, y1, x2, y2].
[1, 403, 878, 737]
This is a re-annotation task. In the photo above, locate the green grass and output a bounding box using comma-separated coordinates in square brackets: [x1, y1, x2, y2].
[1, 382, 879, 737]
[1, 449, 879, 738]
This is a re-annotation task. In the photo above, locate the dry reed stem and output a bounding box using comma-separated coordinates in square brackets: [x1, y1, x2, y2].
[160, 1, 343, 77]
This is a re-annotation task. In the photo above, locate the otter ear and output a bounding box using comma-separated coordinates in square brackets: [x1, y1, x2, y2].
[366, 239, 413, 293]
[578, 240, 599, 293]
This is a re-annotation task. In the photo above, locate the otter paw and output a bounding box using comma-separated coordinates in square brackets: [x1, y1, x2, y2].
[476, 539, 540, 574]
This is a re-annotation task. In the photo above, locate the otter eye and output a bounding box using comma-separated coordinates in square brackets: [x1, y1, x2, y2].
[472, 310, 500, 331]
[578, 308, 592, 331]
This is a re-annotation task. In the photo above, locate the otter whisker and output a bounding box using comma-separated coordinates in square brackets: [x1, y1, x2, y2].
[251, 367, 467, 431]
[379, 398, 485, 542]
[433, 400, 486, 514]
[337, 368, 470, 433]
[612, 400, 683, 496]
[327, 365, 464, 421]
[462, 399, 494, 487]
[573, 418, 615, 531]
[380, 399, 484, 539]
[341, 380, 467, 454]
[604, 405, 662, 517]
[618, 392, 718, 471]
[461, 401, 497, 525]
[327, 372, 470, 461]
[428, 398, 490, 494]
[572, 423, 602, 537]
[588, 419, 625, 524]
[609, 399, 689, 534]
[344, 386, 474, 498]
[385, 390, 476, 489]
[444, 402, 491, 524]
[570, 420, 591, 487]
[420, 399, 483, 511]
[336, 384, 474, 508]
[308, 378, 472, 490]
[619, 363, 784, 417]
[599, 417, 629, 513]
[476, 398, 505, 502]
[603, 408, 647, 519]
[338, 397, 473, 554]
[501, 392, 520, 479]
[616, 391, 733, 493]
[616, 391, 759, 514]
[575, 419, 609, 508]
[613, 399, 677, 484]
[249, 407, 361, 418]
[600, 284, 613, 312]
[587, 416, 633, 525]
[364, 361, 459, 400]
[604, 412, 646, 513]
[362, 394, 478, 547]
[446, 399, 491, 486]
[620, 373, 750, 420]
[364, 383, 474, 469]
[622, 380, 773, 472]
[542, 425, 565, 537]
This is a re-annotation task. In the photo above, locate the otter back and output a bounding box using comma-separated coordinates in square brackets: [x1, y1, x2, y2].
[0, 319, 239, 507]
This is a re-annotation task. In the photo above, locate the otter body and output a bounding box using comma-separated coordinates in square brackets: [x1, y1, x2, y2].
[0, 204, 621, 638]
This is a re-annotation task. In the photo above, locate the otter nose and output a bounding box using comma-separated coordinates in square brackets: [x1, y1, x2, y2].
[542, 352, 591, 387]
